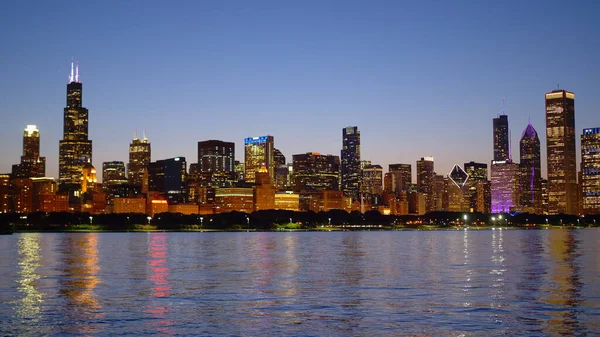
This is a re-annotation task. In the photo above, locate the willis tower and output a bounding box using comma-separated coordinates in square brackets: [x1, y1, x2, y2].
[59, 62, 93, 194]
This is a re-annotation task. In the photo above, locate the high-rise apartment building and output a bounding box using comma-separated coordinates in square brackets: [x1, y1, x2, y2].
[581, 127, 600, 214]
[292, 152, 340, 192]
[197, 140, 235, 187]
[341, 126, 360, 199]
[244, 136, 274, 184]
[493, 114, 510, 161]
[12, 125, 46, 178]
[59, 62, 93, 192]
[417, 157, 435, 212]
[361, 165, 383, 195]
[388, 164, 412, 193]
[128, 135, 151, 187]
[519, 122, 542, 213]
[545, 89, 577, 214]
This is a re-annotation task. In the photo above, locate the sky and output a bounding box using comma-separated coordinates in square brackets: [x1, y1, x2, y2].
[1, 0, 599, 182]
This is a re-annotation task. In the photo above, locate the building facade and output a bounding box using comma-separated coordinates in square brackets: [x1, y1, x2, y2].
[545, 90, 577, 214]
[361, 164, 383, 195]
[292, 152, 340, 192]
[244, 136, 274, 184]
[102, 161, 127, 187]
[128, 136, 151, 187]
[519, 122, 542, 213]
[491, 160, 520, 213]
[12, 125, 46, 178]
[341, 126, 360, 199]
[148, 157, 187, 204]
[493, 114, 510, 161]
[196, 140, 235, 187]
[388, 163, 412, 194]
[417, 157, 435, 212]
[581, 127, 600, 214]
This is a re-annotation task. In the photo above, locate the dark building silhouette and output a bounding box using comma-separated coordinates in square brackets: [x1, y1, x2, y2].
[341, 126, 360, 199]
[59, 62, 93, 193]
[545, 90, 577, 214]
[274, 148, 286, 167]
[195, 140, 235, 187]
[128, 135, 151, 187]
[148, 157, 187, 204]
[493, 114, 510, 161]
[519, 122, 542, 213]
[12, 125, 46, 178]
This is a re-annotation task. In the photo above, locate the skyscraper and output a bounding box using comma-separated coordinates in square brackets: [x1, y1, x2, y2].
[361, 164, 383, 195]
[197, 140, 235, 187]
[274, 148, 286, 167]
[464, 161, 488, 212]
[519, 122, 542, 213]
[148, 157, 187, 204]
[493, 114, 510, 161]
[128, 135, 151, 187]
[12, 125, 45, 178]
[388, 164, 412, 193]
[244, 136, 274, 184]
[545, 90, 577, 214]
[491, 160, 520, 213]
[59, 62, 93, 192]
[292, 152, 340, 192]
[581, 127, 600, 214]
[341, 126, 360, 199]
[102, 161, 127, 187]
[417, 157, 435, 212]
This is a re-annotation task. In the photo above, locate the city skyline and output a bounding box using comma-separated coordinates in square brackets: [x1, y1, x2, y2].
[1, 1, 599, 180]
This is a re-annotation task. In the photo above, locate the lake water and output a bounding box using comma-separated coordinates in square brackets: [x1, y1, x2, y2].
[0, 229, 599, 336]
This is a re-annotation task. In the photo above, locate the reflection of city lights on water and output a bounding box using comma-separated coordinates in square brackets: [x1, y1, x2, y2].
[16, 234, 43, 320]
[146, 233, 174, 334]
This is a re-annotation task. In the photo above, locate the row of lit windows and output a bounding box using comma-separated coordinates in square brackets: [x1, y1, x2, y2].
[583, 168, 600, 175]
[585, 191, 600, 196]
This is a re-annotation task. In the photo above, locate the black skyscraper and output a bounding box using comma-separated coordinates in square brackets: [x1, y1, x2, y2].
[341, 126, 360, 199]
[59, 62, 92, 192]
[493, 114, 509, 162]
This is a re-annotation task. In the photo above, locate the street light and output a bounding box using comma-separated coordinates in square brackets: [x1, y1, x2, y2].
[200, 217, 204, 227]
[89, 216, 93, 225]
[463, 214, 468, 227]
[328, 218, 331, 226]
[147, 216, 152, 225]
[246, 216, 250, 231]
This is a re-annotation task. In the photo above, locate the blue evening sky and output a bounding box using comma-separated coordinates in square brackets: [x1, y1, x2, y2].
[1, 0, 598, 181]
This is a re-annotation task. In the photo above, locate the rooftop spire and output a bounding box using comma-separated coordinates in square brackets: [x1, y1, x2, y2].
[143, 128, 147, 140]
[69, 61, 74, 83]
[502, 97, 506, 115]
[75, 61, 79, 83]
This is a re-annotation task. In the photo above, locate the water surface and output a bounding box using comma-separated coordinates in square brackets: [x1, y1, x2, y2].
[1, 229, 599, 336]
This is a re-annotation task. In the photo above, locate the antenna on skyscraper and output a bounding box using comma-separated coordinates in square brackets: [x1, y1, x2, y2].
[69, 61, 74, 83]
[134, 130, 137, 140]
[143, 128, 147, 140]
[75, 61, 79, 83]
[502, 97, 506, 115]
[509, 128, 512, 161]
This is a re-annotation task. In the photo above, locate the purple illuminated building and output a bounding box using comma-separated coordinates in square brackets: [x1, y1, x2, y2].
[491, 160, 520, 213]
[519, 122, 542, 213]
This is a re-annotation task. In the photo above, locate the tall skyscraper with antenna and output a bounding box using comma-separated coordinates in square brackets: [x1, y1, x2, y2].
[58, 62, 93, 193]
